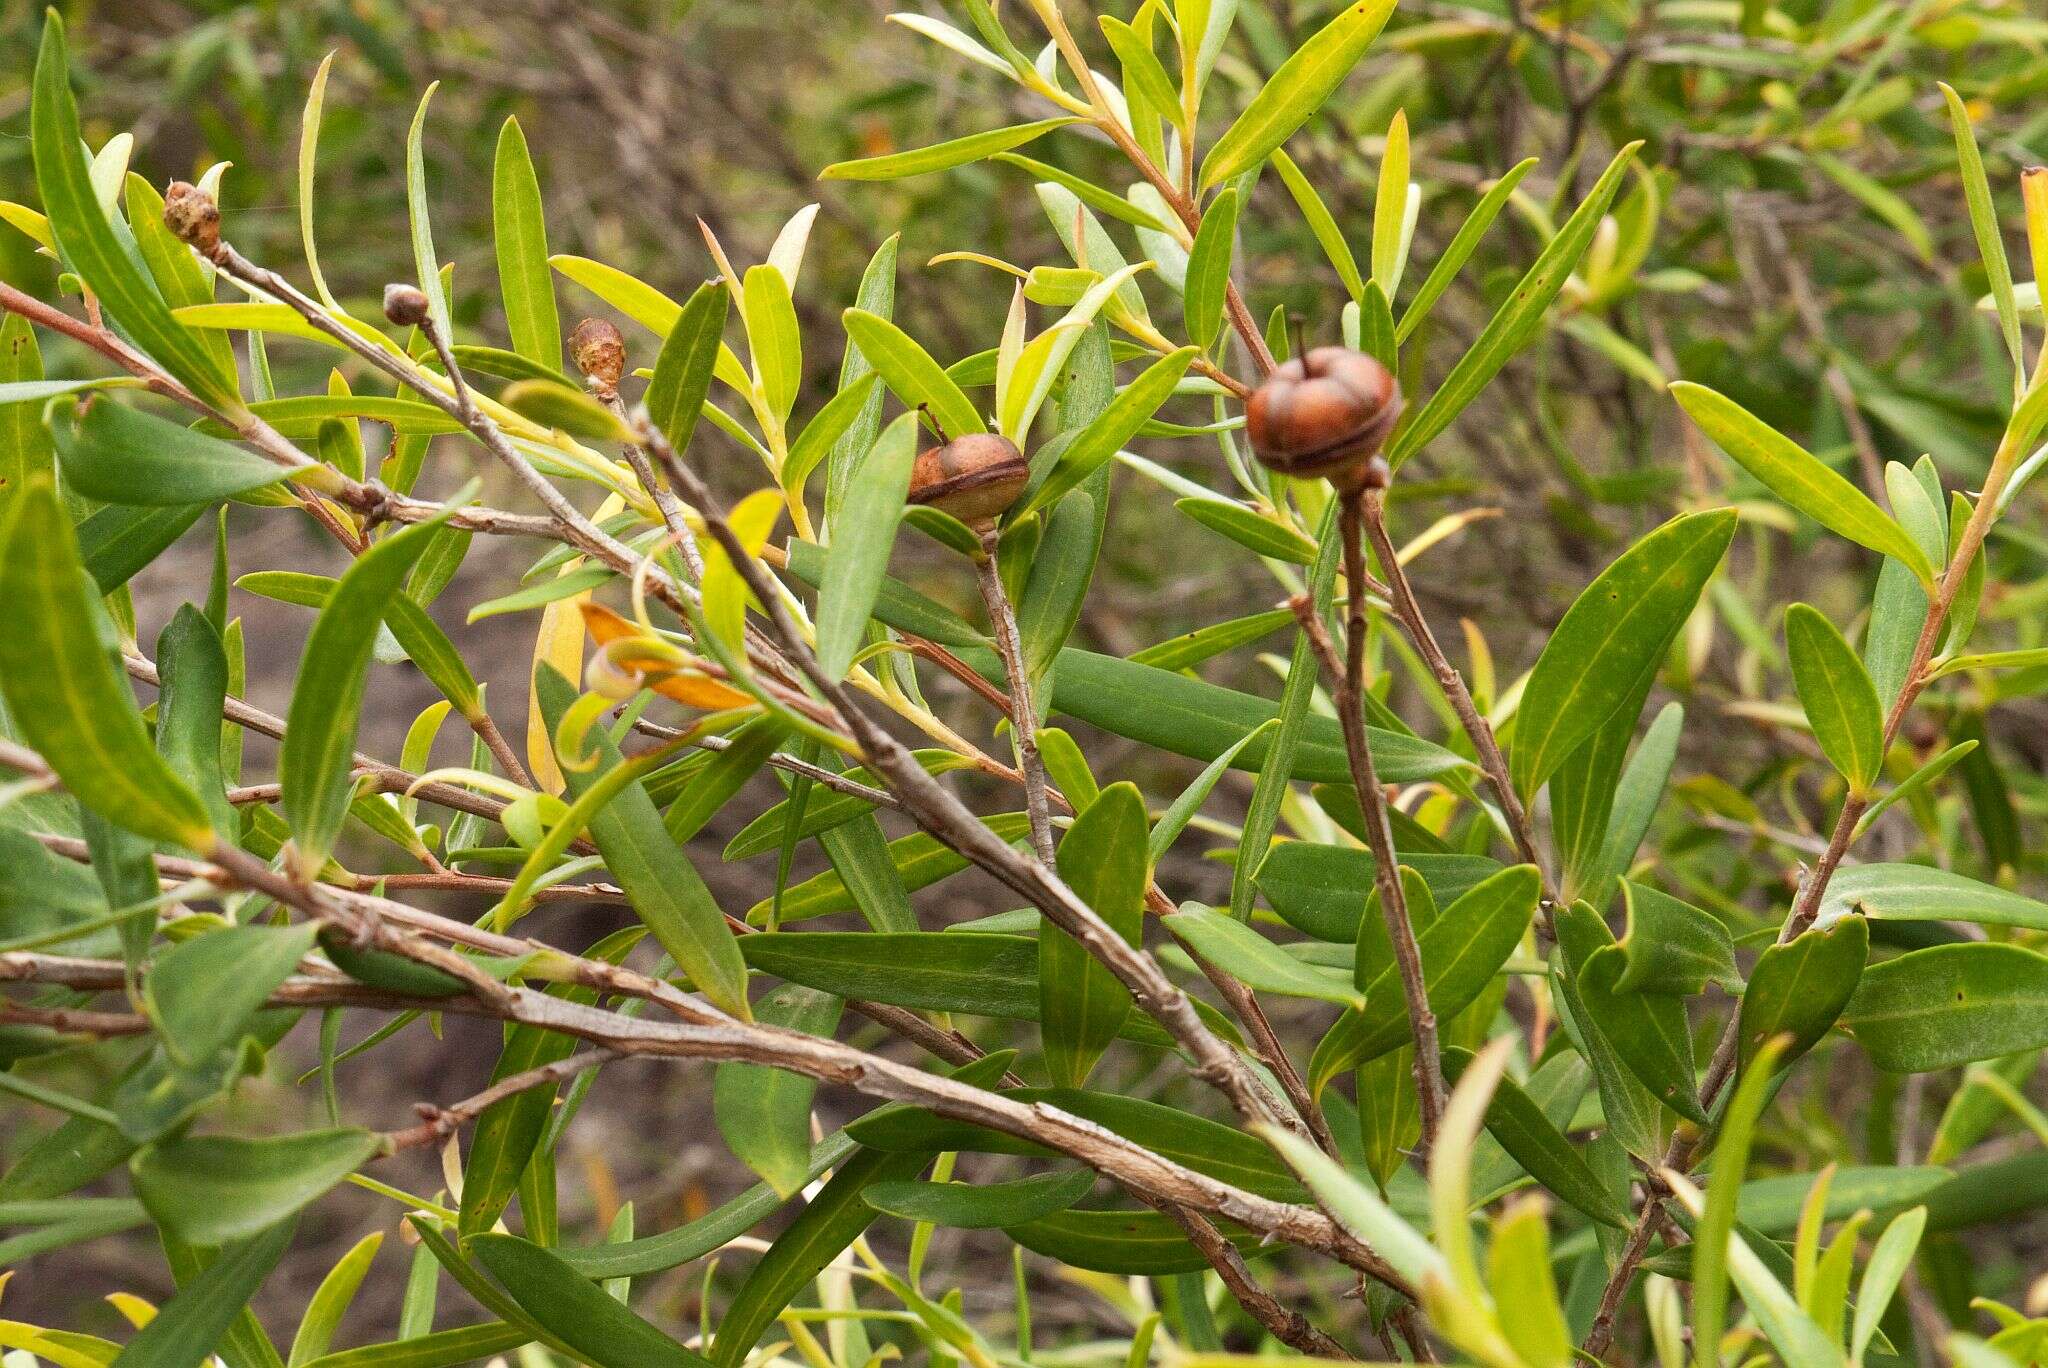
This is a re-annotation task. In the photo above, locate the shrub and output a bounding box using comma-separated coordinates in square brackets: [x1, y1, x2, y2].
[0, 2, 2045, 1366]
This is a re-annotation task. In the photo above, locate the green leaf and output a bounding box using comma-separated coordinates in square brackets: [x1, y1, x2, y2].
[109, 1219, 296, 1368]
[1615, 880, 1738, 996]
[783, 373, 879, 501]
[123, 175, 236, 383]
[144, 922, 318, 1069]
[500, 379, 636, 443]
[131, 1129, 378, 1247]
[1738, 915, 1868, 1072]
[741, 931, 1160, 1047]
[1148, 719, 1276, 862]
[1940, 84, 2023, 380]
[0, 480, 214, 848]
[535, 668, 750, 1018]
[1007, 1209, 1268, 1275]
[1845, 942, 2048, 1072]
[713, 1147, 927, 1367]
[77, 501, 209, 594]
[297, 1323, 531, 1368]
[1021, 646, 1470, 786]
[744, 815, 1034, 926]
[1255, 846, 1501, 942]
[492, 118, 561, 371]
[403, 83, 452, 343]
[1174, 497, 1318, 564]
[816, 411, 918, 679]
[0, 315, 56, 499]
[281, 514, 450, 868]
[1015, 474, 1104, 689]
[1821, 862, 2048, 933]
[1851, 1207, 1925, 1368]
[1181, 187, 1241, 351]
[237, 571, 480, 719]
[1441, 1047, 1630, 1228]
[1785, 604, 1885, 793]
[781, 536, 987, 649]
[1690, 1035, 1791, 1368]
[1589, 701, 1685, 905]
[1511, 508, 1736, 799]
[1164, 904, 1364, 1008]
[864, 1169, 1094, 1228]
[152, 604, 233, 837]
[1387, 144, 1640, 468]
[1261, 1124, 1444, 1288]
[32, 13, 239, 413]
[714, 985, 843, 1197]
[821, 118, 1081, 180]
[1549, 945, 1663, 1164]
[1309, 864, 1539, 1088]
[1396, 158, 1536, 344]
[1272, 150, 1362, 302]
[1671, 383, 1936, 585]
[1198, 0, 1398, 189]
[741, 264, 801, 423]
[1040, 782, 1149, 1087]
[549, 256, 683, 335]
[842, 309, 983, 440]
[1017, 348, 1196, 518]
[468, 1234, 708, 1368]
[1576, 940, 1707, 1124]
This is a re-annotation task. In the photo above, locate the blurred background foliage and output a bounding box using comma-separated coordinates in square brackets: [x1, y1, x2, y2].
[3, 0, 2047, 1346]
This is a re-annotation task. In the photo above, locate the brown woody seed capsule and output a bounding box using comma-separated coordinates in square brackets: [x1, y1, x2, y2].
[569, 318, 628, 391]
[161, 181, 220, 256]
[906, 433, 1029, 530]
[383, 284, 431, 328]
[1245, 346, 1402, 492]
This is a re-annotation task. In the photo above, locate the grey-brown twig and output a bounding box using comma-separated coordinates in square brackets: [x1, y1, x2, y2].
[974, 528, 1057, 866]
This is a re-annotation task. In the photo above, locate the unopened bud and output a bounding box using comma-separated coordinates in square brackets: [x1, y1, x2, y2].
[383, 284, 431, 328]
[162, 181, 220, 256]
[569, 318, 627, 391]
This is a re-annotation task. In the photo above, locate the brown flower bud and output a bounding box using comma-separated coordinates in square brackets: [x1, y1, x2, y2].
[569, 317, 627, 392]
[161, 181, 220, 256]
[383, 283, 431, 328]
[1245, 347, 1402, 492]
[907, 433, 1029, 530]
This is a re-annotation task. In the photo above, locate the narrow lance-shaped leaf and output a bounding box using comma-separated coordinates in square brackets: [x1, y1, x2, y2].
[1785, 603, 1885, 794]
[1940, 84, 2023, 381]
[714, 986, 843, 1197]
[281, 512, 453, 869]
[493, 117, 562, 371]
[1387, 143, 1640, 468]
[469, 1234, 711, 1368]
[842, 309, 984, 441]
[1671, 383, 1937, 586]
[816, 411, 918, 679]
[1844, 942, 2048, 1072]
[54, 397, 292, 506]
[32, 13, 241, 413]
[107, 1219, 297, 1368]
[404, 82, 453, 342]
[1198, 0, 1398, 189]
[130, 1129, 379, 1248]
[1040, 782, 1149, 1087]
[1738, 915, 1868, 1073]
[1182, 186, 1241, 350]
[1511, 508, 1736, 800]
[0, 480, 214, 849]
[535, 667, 752, 1018]
[820, 117, 1081, 180]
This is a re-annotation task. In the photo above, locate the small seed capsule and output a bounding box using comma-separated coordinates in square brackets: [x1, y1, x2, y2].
[569, 318, 628, 392]
[906, 433, 1030, 531]
[382, 283, 431, 328]
[1245, 347, 1402, 492]
[161, 181, 220, 256]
